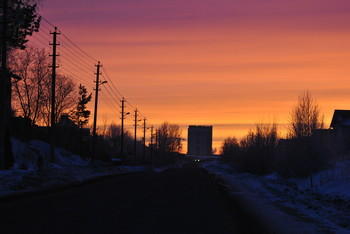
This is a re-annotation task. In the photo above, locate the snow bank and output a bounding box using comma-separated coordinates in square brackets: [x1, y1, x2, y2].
[0, 138, 148, 198]
[201, 160, 350, 233]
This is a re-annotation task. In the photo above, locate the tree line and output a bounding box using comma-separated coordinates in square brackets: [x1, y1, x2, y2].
[8, 41, 183, 166]
[2, 0, 184, 169]
[1, 0, 43, 169]
[9, 47, 80, 126]
[75, 121, 183, 165]
[221, 91, 332, 185]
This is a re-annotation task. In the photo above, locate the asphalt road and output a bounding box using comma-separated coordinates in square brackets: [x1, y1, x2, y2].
[0, 167, 267, 234]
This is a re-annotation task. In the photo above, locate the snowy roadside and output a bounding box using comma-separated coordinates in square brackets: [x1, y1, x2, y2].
[201, 159, 350, 234]
[0, 139, 149, 199]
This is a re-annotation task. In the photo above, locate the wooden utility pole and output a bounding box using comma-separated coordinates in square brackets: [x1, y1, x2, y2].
[150, 125, 154, 162]
[133, 108, 138, 161]
[120, 97, 130, 158]
[142, 118, 146, 162]
[155, 129, 159, 159]
[49, 27, 60, 163]
[0, 0, 8, 169]
[120, 98, 126, 158]
[92, 61, 103, 159]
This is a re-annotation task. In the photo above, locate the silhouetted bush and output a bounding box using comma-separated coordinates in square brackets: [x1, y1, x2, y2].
[275, 130, 334, 181]
[220, 122, 278, 175]
[221, 137, 240, 163]
[239, 123, 278, 175]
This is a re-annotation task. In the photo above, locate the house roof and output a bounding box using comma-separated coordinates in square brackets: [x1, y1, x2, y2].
[330, 110, 350, 128]
[58, 114, 77, 128]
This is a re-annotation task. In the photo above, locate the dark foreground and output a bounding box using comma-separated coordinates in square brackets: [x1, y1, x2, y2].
[0, 167, 267, 233]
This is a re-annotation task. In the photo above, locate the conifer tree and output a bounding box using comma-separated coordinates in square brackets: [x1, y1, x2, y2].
[70, 84, 92, 128]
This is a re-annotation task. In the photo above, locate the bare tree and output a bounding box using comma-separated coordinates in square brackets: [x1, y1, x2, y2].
[41, 74, 77, 126]
[289, 90, 324, 138]
[9, 47, 77, 126]
[158, 122, 182, 153]
[9, 47, 50, 125]
[107, 123, 121, 151]
[282, 90, 327, 185]
[105, 123, 132, 157]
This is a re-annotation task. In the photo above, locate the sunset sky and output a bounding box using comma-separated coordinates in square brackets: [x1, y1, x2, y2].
[38, 0, 350, 152]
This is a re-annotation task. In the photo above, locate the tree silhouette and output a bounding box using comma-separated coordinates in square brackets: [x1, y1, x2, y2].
[289, 90, 323, 138]
[1, 0, 41, 169]
[9, 47, 50, 125]
[5, 0, 41, 50]
[40, 74, 76, 126]
[70, 84, 92, 128]
[284, 90, 326, 185]
[158, 122, 182, 153]
[221, 137, 239, 157]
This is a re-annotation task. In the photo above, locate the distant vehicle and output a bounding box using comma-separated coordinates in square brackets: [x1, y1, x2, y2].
[194, 157, 201, 162]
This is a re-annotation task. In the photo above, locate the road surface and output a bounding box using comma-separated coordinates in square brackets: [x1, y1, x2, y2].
[0, 167, 267, 233]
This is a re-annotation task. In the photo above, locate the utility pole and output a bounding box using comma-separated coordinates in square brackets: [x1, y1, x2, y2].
[142, 118, 146, 162]
[0, 0, 8, 169]
[92, 61, 103, 160]
[120, 97, 127, 158]
[155, 129, 159, 164]
[133, 108, 138, 162]
[150, 125, 154, 162]
[49, 26, 60, 163]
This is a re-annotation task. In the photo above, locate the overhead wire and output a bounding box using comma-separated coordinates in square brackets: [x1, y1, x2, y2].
[58, 42, 95, 73]
[58, 52, 95, 79]
[29, 35, 50, 48]
[101, 67, 124, 100]
[60, 33, 96, 63]
[30, 11, 151, 129]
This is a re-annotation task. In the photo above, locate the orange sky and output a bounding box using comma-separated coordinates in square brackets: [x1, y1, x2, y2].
[38, 0, 350, 153]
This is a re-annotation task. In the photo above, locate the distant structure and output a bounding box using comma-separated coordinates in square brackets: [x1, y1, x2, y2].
[187, 125, 212, 156]
[330, 109, 350, 153]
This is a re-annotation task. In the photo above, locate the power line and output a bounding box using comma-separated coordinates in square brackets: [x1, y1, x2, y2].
[60, 33, 96, 63]
[101, 67, 124, 99]
[59, 60, 94, 82]
[30, 11, 151, 130]
[32, 30, 52, 42]
[58, 42, 95, 72]
[59, 37, 96, 68]
[58, 53, 95, 78]
[29, 35, 50, 48]
[99, 94, 120, 116]
[36, 13, 97, 63]
[60, 67, 94, 89]
[100, 87, 122, 110]
[40, 14, 55, 28]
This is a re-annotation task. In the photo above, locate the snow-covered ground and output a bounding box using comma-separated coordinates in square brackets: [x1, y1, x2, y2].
[201, 159, 350, 234]
[0, 138, 149, 198]
[3, 139, 350, 233]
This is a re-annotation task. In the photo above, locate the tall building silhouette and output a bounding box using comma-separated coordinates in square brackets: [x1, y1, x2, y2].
[187, 125, 212, 156]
